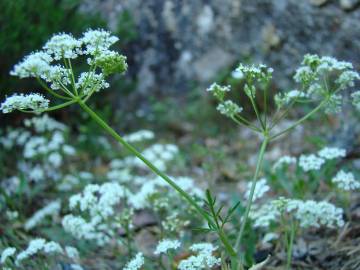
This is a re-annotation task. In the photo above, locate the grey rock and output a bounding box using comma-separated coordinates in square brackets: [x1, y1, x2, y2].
[340, 0, 360, 11]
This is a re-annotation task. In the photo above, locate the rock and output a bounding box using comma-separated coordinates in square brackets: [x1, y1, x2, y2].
[262, 23, 281, 50]
[340, 0, 360, 11]
[193, 47, 233, 82]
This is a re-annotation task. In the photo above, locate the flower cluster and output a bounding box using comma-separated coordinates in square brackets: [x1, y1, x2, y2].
[299, 154, 325, 172]
[351, 91, 360, 111]
[62, 182, 128, 245]
[178, 243, 221, 270]
[216, 100, 243, 117]
[332, 170, 360, 191]
[1, 29, 127, 114]
[0, 93, 49, 113]
[290, 54, 360, 113]
[154, 239, 181, 255]
[235, 63, 273, 83]
[244, 178, 269, 201]
[123, 130, 155, 143]
[250, 198, 344, 229]
[24, 199, 61, 230]
[123, 253, 144, 270]
[1, 239, 80, 268]
[318, 147, 346, 160]
[273, 155, 297, 170]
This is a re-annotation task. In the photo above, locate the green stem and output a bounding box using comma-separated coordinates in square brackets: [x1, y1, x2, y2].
[249, 93, 265, 130]
[43, 99, 78, 112]
[270, 99, 327, 140]
[67, 59, 78, 96]
[235, 137, 269, 251]
[78, 100, 238, 257]
[36, 77, 71, 100]
[286, 220, 296, 270]
[231, 115, 262, 133]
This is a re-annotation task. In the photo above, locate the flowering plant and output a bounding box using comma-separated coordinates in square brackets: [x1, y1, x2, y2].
[1, 29, 359, 270]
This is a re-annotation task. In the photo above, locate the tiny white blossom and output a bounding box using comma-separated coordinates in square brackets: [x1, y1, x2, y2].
[178, 243, 221, 270]
[123, 130, 155, 143]
[65, 246, 79, 259]
[10, 52, 52, 78]
[24, 200, 61, 230]
[332, 170, 360, 191]
[81, 29, 119, 55]
[318, 147, 346, 160]
[244, 178, 269, 201]
[1, 93, 49, 113]
[299, 154, 325, 172]
[123, 253, 144, 270]
[75, 72, 109, 95]
[217, 100, 243, 117]
[273, 155, 297, 169]
[154, 239, 181, 255]
[1, 247, 16, 264]
[43, 33, 82, 60]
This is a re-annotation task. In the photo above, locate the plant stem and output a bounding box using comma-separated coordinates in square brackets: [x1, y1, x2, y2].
[78, 100, 237, 257]
[235, 137, 269, 251]
[270, 99, 327, 140]
[286, 220, 296, 270]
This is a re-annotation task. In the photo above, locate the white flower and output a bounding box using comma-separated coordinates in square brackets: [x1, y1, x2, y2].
[16, 238, 46, 264]
[70, 264, 84, 270]
[123, 130, 155, 143]
[332, 170, 360, 191]
[335, 70, 360, 89]
[123, 253, 144, 270]
[42, 65, 71, 90]
[24, 200, 61, 230]
[154, 239, 181, 255]
[48, 152, 63, 167]
[1, 93, 49, 113]
[43, 241, 63, 254]
[275, 90, 308, 107]
[65, 246, 79, 259]
[318, 147, 346, 160]
[299, 154, 325, 172]
[75, 72, 109, 95]
[273, 155, 297, 169]
[81, 29, 119, 55]
[24, 114, 66, 132]
[206, 83, 231, 101]
[43, 33, 82, 60]
[217, 100, 243, 117]
[244, 178, 269, 201]
[236, 63, 273, 82]
[324, 94, 342, 114]
[10, 52, 52, 78]
[1, 247, 16, 263]
[178, 243, 221, 270]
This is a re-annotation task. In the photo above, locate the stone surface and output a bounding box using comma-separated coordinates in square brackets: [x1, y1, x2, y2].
[82, 0, 360, 94]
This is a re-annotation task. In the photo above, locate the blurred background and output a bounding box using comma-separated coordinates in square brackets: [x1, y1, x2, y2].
[1, 0, 360, 144]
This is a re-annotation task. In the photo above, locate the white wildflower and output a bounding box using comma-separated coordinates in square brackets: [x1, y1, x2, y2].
[1, 93, 49, 113]
[25, 200, 61, 230]
[275, 90, 307, 107]
[299, 154, 325, 172]
[318, 147, 346, 160]
[24, 114, 66, 132]
[332, 170, 360, 191]
[1, 247, 16, 264]
[178, 243, 221, 270]
[48, 152, 63, 167]
[335, 70, 360, 89]
[324, 94, 342, 114]
[70, 264, 84, 270]
[16, 238, 46, 264]
[273, 155, 297, 169]
[10, 52, 52, 78]
[244, 178, 269, 201]
[43, 241, 63, 254]
[43, 33, 82, 60]
[65, 246, 79, 260]
[42, 65, 71, 90]
[206, 83, 231, 101]
[123, 130, 155, 143]
[236, 63, 273, 82]
[75, 72, 109, 95]
[123, 253, 144, 270]
[217, 100, 243, 117]
[154, 239, 181, 255]
[81, 29, 119, 55]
